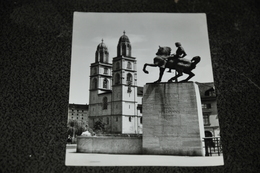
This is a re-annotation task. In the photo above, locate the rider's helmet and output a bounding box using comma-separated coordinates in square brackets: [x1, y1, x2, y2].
[175, 42, 181, 47]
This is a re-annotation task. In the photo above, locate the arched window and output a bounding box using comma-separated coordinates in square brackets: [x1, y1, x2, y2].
[122, 44, 127, 56]
[100, 52, 104, 62]
[127, 44, 131, 56]
[92, 78, 98, 89]
[103, 78, 108, 88]
[105, 52, 109, 63]
[127, 73, 132, 83]
[103, 97, 108, 110]
[127, 62, 132, 69]
[115, 73, 120, 85]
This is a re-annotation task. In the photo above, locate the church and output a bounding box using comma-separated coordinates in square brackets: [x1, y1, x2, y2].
[88, 31, 143, 134]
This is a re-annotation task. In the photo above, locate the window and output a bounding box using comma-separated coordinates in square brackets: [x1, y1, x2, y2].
[203, 115, 210, 126]
[103, 78, 108, 88]
[104, 68, 108, 74]
[127, 62, 132, 69]
[103, 97, 108, 110]
[205, 87, 215, 96]
[140, 117, 142, 124]
[127, 73, 132, 83]
[129, 117, 132, 122]
[100, 53, 104, 62]
[116, 117, 118, 122]
[202, 103, 211, 109]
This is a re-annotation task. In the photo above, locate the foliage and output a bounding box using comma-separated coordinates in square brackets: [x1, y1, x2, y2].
[67, 119, 85, 136]
[93, 120, 105, 133]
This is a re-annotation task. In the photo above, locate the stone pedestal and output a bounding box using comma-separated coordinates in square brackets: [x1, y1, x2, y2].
[142, 82, 205, 156]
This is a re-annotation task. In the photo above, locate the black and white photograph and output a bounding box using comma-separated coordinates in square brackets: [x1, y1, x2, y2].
[65, 12, 223, 166]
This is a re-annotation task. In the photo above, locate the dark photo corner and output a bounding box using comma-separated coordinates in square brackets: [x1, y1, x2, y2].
[1, 0, 259, 172]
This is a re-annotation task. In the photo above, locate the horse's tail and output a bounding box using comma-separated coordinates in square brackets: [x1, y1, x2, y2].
[190, 56, 201, 69]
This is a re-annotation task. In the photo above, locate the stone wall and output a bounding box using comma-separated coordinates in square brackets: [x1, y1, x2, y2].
[77, 136, 142, 154]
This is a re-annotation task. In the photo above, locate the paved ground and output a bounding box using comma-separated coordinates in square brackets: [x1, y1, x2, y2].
[65, 144, 224, 167]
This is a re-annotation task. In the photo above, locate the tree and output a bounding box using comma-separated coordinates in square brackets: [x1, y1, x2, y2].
[93, 120, 105, 134]
[67, 119, 79, 143]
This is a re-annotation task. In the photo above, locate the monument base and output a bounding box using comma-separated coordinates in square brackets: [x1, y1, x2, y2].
[142, 82, 205, 156]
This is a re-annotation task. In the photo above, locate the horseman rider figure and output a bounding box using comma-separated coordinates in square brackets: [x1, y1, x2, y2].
[167, 42, 187, 72]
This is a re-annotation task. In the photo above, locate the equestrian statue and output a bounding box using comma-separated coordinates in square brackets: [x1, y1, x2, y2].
[143, 43, 201, 83]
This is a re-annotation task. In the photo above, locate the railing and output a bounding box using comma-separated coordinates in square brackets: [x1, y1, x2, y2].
[202, 137, 222, 156]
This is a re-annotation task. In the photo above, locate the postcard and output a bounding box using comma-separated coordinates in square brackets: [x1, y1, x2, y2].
[65, 12, 223, 166]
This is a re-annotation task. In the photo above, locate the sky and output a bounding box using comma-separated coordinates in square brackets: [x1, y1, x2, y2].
[69, 13, 214, 104]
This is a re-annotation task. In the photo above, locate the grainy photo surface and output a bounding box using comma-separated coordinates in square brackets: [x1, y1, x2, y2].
[65, 12, 223, 166]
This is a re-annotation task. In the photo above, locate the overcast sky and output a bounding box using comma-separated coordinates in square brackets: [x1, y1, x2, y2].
[69, 12, 214, 104]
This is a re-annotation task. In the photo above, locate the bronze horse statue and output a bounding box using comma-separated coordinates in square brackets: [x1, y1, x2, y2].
[143, 46, 201, 83]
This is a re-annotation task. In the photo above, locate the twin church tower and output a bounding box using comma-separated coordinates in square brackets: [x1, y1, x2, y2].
[88, 31, 143, 134]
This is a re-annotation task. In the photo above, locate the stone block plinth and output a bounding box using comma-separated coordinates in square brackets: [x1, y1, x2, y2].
[142, 82, 205, 156]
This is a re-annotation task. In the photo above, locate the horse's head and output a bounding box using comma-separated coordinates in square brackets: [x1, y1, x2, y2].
[156, 46, 171, 56]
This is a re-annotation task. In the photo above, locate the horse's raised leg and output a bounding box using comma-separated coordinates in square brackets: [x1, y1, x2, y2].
[179, 71, 195, 82]
[143, 63, 158, 74]
[154, 67, 165, 83]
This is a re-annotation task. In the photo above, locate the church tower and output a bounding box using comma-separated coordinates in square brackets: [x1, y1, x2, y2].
[88, 40, 113, 129]
[111, 31, 138, 134]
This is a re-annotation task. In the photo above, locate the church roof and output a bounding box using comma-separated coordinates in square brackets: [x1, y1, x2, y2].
[97, 39, 108, 50]
[118, 31, 130, 43]
[68, 104, 89, 110]
[196, 82, 215, 97]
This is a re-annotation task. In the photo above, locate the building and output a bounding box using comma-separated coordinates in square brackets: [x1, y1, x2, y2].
[68, 104, 89, 127]
[68, 31, 219, 136]
[196, 82, 219, 137]
[88, 31, 143, 134]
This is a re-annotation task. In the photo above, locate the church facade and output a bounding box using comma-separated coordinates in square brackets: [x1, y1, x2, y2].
[88, 32, 143, 134]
